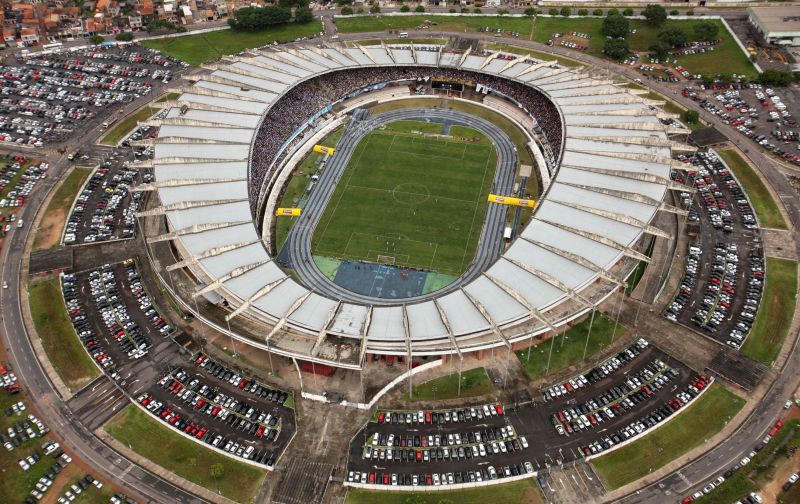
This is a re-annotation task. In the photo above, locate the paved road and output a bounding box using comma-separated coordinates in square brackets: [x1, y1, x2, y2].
[284, 107, 516, 305]
[0, 156, 209, 503]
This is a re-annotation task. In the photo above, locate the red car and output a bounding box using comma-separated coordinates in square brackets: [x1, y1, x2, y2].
[495, 404, 504, 415]
[368, 473, 375, 484]
[378, 412, 385, 423]
[425, 411, 431, 423]
[382, 473, 389, 485]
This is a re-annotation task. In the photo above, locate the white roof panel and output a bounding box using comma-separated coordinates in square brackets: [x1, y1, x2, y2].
[289, 294, 339, 330]
[368, 306, 405, 341]
[463, 276, 527, 324]
[158, 125, 253, 144]
[223, 262, 285, 301]
[407, 302, 447, 340]
[252, 280, 309, 318]
[154, 161, 248, 181]
[330, 303, 368, 337]
[158, 181, 248, 206]
[436, 291, 489, 335]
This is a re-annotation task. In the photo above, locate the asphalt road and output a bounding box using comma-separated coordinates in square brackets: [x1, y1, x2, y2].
[0, 155, 211, 503]
[284, 107, 516, 305]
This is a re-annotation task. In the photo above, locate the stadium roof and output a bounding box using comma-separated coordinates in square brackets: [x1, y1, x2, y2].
[144, 44, 689, 368]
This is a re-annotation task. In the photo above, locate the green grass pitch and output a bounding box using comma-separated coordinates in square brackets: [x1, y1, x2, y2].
[312, 124, 497, 276]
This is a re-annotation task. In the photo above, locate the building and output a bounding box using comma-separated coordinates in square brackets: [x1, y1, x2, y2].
[748, 6, 800, 46]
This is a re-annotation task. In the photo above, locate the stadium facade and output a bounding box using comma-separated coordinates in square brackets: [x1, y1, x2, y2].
[136, 43, 692, 371]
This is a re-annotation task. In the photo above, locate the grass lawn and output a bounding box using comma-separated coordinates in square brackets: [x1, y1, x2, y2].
[335, 16, 535, 39]
[345, 476, 544, 504]
[142, 23, 320, 66]
[32, 167, 92, 251]
[157, 92, 180, 102]
[275, 126, 345, 252]
[382, 119, 444, 135]
[488, 43, 584, 67]
[312, 125, 496, 275]
[405, 367, 493, 401]
[532, 17, 755, 77]
[740, 257, 797, 365]
[694, 420, 799, 504]
[355, 37, 447, 46]
[105, 405, 265, 503]
[592, 384, 745, 490]
[717, 149, 787, 230]
[28, 277, 99, 391]
[99, 106, 155, 146]
[517, 313, 626, 380]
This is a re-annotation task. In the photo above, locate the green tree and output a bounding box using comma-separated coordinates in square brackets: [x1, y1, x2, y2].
[341, 5, 353, 14]
[115, 32, 134, 41]
[649, 40, 671, 60]
[670, 10, 679, 16]
[642, 4, 667, 26]
[414, 5, 424, 12]
[693, 21, 720, 42]
[757, 69, 795, 86]
[356, 7, 364, 13]
[473, 7, 481, 14]
[682, 110, 700, 124]
[89, 35, 104, 45]
[604, 38, 630, 59]
[370, 3, 380, 13]
[578, 9, 588, 16]
[524, 7, 536, 16]
[294, 6, 313, 23]
[448, 8, 455, 13]
[210, 463, 224, 480]
[593, 9, 603, 16]
[560, 7, 571, 17]
[659, 27, 687, 47]
[498, 8, 509, 15]
[622, 8, 634, 16]
[602, 14, 629, 39]
[686, 9, 694, 16]
[607, 8, 619, 16]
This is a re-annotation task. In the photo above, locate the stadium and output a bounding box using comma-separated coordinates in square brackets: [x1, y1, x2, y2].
[135, 43, 691, 377]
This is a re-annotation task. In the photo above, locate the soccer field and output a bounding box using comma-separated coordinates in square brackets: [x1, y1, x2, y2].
[312, 125, 497, 276]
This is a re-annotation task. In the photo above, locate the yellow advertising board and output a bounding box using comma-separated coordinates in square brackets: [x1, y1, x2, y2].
[487, 194, 536, 208]
[275, 207, 301, 217]
[313, 145, 335, 156]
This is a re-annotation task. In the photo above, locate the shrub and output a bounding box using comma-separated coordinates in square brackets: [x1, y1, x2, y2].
[578, 9, 588, 16]
[623, 8, 634, 16]
[686, 10, 694, 16]
[89, 35, 104, 45]
[399, 5, 409, 12]
[593, 9, 603, 16]
[473, 7, 481, 14]
[670, 10, 679, 16]
[548, 8, 559, 16]
[115, 32, 134, 42]
[370, 4, 380, 13]
[560, 7, 571, 17]
[682, 109, 700, 124]
[524, 7, 536, 16]
[607, 8, 619, 16]
[341, 5, 353, 14]
[414, 5, 424, 12]
[497, 8, 509, 15]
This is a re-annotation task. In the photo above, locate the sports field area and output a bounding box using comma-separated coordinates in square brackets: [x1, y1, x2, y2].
[311, 122, 496, 276]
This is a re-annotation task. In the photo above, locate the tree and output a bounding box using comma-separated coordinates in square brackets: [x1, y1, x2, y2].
[602, 14, 629, 39]
[473, 7, 481, 14]
[356, 7, 364, 13]
[659, 27, 687, 47]
[682, 109, 699, 124]
[623, 8, 634, 16]
[210, 463, 224, 480]
[414, 5, 424, 12]
[370, 3, 380, 13]
[757, 69, 794, 87]
[399, 4, 409, 12]
[524, 7, 536, 16]
[670, 10, 679, 15]
[548, 8, 558, 16]
[341, 5, 353, 14]
[497, 8, 509, 15]
[560, 7, 571, 17]
[89, 35, 104, 45]
[604, 38, 629, 59]
[115, 32, 134, 41]
[686, 9, 694, 16]
[642, 5, 667, 26]
[607, 8, 619, 16]
[448, 8, 455, 13]
[649, 40, 671, 60]
[228, 6, 292, 31]
[578, 9, 588, 16]
[593, 9, 603, 16]
[295, 6, 313, 23]
[693, 21, 719, 42]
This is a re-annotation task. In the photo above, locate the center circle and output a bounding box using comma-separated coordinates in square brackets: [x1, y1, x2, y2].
[391, 183, 431, 205]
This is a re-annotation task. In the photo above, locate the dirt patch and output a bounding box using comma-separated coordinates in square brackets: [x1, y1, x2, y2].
[761, 447, 800, 503]
[34, 207, 68, 251]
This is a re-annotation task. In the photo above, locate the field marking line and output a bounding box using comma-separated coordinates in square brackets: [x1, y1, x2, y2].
[459, 146, 496, 273]
[346, 184, 477, 205]
[314, 132, 372, 251]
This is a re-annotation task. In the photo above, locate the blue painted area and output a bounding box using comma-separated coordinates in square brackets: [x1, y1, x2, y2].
[332, 261, 429, 299]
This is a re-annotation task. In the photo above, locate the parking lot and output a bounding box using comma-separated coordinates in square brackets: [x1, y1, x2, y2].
[683, 84, 800, 167]
[0, 45, 184, 147]
[0, 156, 48, 227]
[346, 342, 705, 488]
[664, 150, 765, 349]
[63, 161, 143, 245]
[60, 259, 296, 467]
